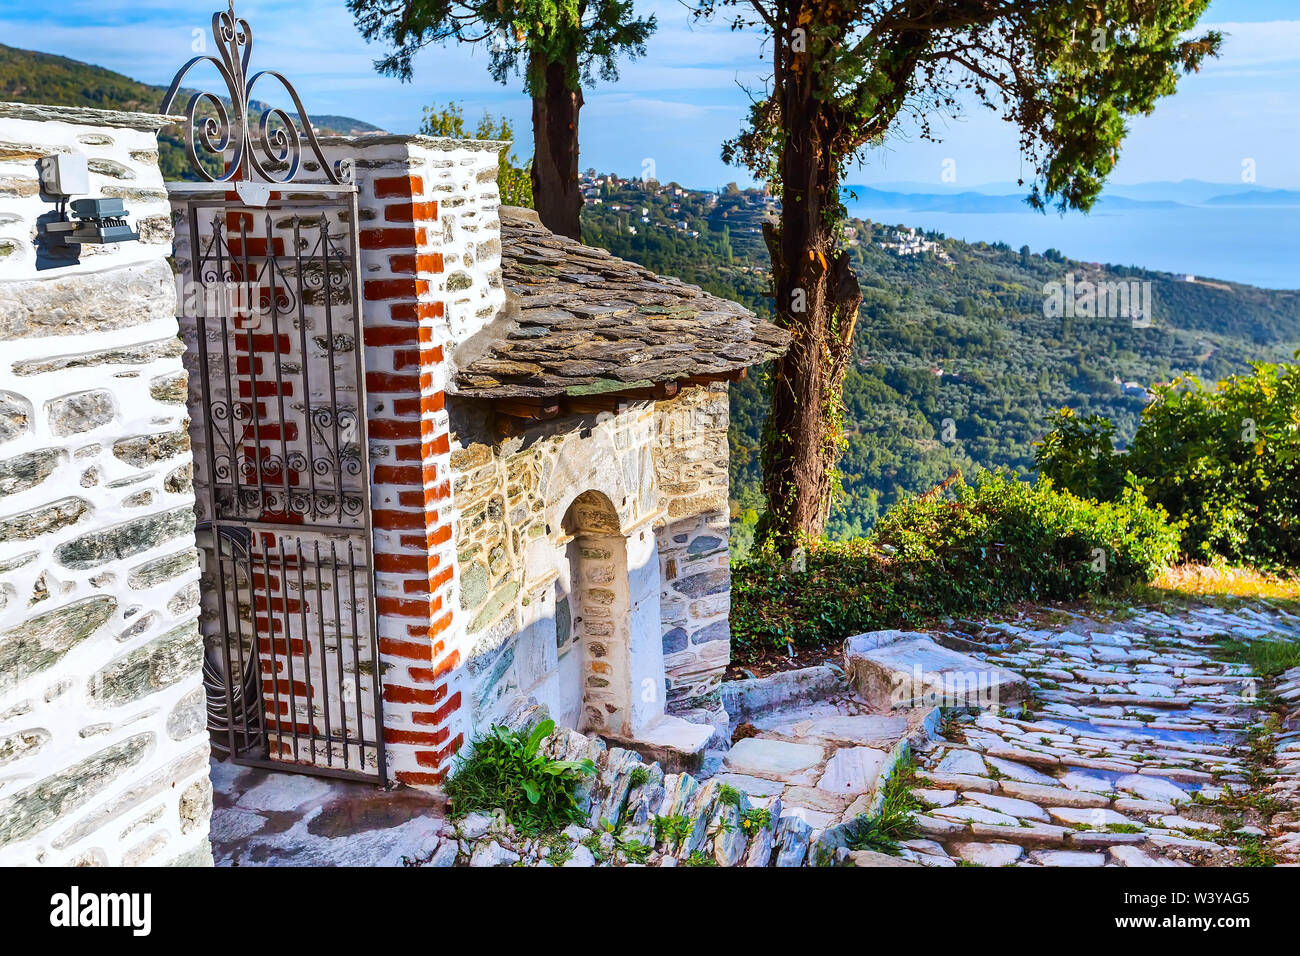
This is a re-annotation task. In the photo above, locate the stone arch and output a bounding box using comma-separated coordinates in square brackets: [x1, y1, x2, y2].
[542, 428, 634, 535]
[556, 490, 665, 738]
[562, 490, 622, 537]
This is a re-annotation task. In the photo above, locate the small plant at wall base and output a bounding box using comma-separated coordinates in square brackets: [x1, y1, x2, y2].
[444, 719, 595, 834]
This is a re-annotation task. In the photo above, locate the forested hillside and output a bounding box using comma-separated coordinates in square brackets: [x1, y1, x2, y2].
[581, 177, 1300, 542]
[0, 44, 380, 180]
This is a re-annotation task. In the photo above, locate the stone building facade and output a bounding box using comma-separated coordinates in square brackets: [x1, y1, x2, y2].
[0, 103, 210, 865]
[448, 374, 736, 744]
[440, 206, 788, 768]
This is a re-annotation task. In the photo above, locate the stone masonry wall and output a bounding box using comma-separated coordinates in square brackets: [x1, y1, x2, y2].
[0, 103, 210, 865]
[447, 398, 663, 743]
[652, 383, 732, 725]
[447, 383, 732, 746]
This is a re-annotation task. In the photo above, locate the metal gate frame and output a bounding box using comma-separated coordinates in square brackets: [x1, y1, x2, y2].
[179, 188, 387, 785]
[160, 0, 390, 784]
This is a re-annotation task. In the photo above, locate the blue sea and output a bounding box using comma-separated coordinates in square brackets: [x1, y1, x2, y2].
[843, 200, 1300, 291]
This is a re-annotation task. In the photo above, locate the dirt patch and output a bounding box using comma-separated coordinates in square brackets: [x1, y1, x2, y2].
[307, 790, 446, 838]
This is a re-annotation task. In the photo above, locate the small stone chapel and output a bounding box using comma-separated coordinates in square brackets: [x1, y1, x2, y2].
[179, 134, 791, 787]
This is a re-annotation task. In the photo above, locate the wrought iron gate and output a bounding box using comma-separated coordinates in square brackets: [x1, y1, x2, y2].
[183, 195, 386, 784]
[164, 2, 385, 783]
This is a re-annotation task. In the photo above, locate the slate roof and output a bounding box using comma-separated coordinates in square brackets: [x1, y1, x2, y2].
[452, 206, 791, 399]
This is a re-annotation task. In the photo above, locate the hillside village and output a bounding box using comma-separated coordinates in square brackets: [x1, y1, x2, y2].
[580, 171, 776, 257]
[579, 173, 955, 265]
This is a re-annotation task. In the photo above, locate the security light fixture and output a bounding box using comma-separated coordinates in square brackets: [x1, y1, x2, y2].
[37, 154, 138, 246]
[38, 153, 89, 197]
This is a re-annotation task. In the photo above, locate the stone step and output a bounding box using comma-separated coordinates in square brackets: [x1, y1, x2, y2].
[843, 631, 1029, 710]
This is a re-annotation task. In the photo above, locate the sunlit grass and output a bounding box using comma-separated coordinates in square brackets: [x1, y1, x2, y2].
[1212, 638, 1300, 680]
[1148, 563, 1300, 607]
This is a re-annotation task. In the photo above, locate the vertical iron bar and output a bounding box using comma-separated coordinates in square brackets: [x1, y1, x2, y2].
[293, 216, 320, 517]
[265, 212, 294, 520]
[259, 534, 283, 760]
[242, 215, 268, 516]
[319, 213, 343, 520]
[278, 535, 299, 762]
[348, 189, 387, 785]
[313, 540, 333, 763]
[347, 540, 365, 767]
[330, 539, 349, 770]
[295, 539, 316, 764]
[241, 531, 263, 756]
[213, 212, 240, 509]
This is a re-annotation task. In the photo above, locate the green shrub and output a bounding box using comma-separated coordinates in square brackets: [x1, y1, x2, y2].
[730, 470, 1179, 661]
[1037, 360, 1300, 568]
[444, 719, 595, 834]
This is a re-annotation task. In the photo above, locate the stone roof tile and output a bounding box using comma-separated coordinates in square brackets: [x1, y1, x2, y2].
[452, 206, 791, 398]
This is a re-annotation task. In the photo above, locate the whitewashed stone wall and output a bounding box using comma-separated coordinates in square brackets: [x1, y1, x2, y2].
[0, 103, 210, 865]
[320, 133, 506, 345]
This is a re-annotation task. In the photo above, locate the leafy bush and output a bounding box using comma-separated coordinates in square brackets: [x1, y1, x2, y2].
[1037, 361, 1300, 568]
[444, 719, 595, 834]
[730, 470, 1180, 662]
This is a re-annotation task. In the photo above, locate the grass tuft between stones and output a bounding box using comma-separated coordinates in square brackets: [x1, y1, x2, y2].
[444, 719, 596, 836]
[845, 751, 924, 856]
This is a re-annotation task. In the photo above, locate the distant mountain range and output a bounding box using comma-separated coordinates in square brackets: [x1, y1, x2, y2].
[842, 180, 1300, 214]
[0, 44, 381, 180]
[1203, 189, 1300, 207]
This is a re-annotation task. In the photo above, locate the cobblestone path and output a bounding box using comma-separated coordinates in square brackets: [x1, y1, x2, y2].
[209, 601, 1300, 867]
[903, 603, 1300, 866]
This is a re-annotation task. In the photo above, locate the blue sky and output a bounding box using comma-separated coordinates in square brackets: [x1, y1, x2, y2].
[2, 0, 1297, 191]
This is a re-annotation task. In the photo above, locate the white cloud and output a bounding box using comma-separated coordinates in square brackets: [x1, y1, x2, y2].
[1200, 20, 1300, 72]
[1, 1, 1296, 187]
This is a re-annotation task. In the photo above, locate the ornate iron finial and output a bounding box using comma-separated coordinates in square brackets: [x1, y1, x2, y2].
[160, 1, 351, 186]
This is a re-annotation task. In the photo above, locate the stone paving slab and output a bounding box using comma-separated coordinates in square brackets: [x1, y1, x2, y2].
[210, 763, 448, 867]
[723, 738, 825, 780]
[845, 635, 1030, 709]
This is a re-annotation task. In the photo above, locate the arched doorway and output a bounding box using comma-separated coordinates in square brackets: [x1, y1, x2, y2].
[559, 491, 666, 738]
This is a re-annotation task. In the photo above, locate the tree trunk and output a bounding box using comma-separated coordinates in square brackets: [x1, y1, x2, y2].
[530, 50, 583, 241]
[759, 89, 862, 558]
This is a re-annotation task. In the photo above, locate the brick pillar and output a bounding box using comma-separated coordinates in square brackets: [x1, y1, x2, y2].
[332, 134, 505, 786]
[354, 171, 458, 786]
